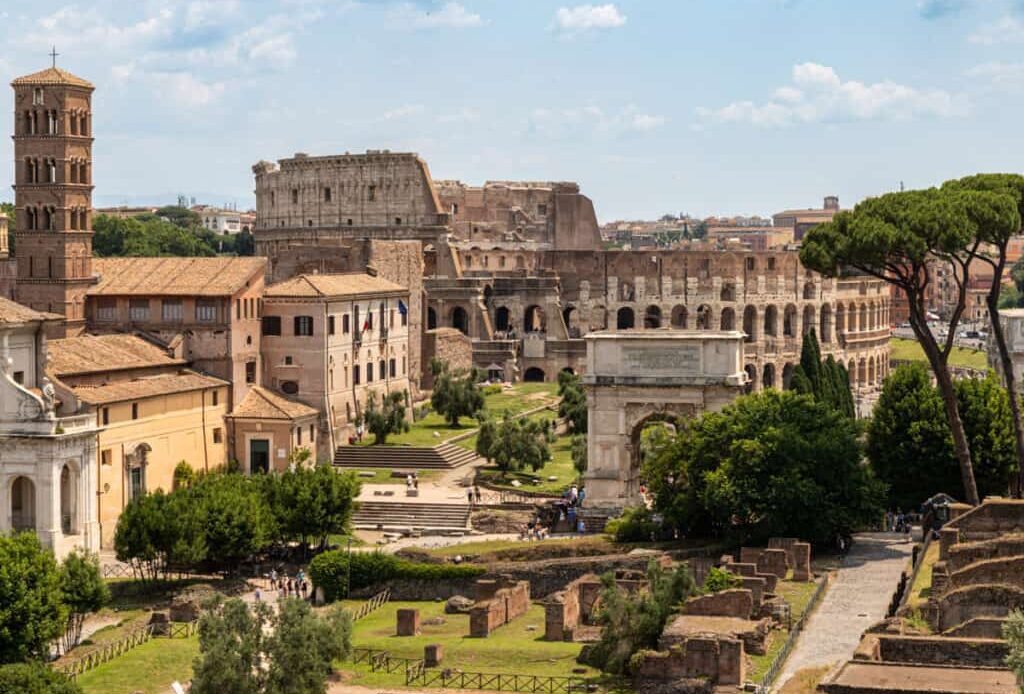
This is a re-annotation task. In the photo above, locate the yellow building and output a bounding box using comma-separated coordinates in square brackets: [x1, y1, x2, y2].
[48, 333, 229, 546]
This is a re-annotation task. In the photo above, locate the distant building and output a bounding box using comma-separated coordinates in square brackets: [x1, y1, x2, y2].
[705, 225, 794, 252]
[773, 196, 841, 242]
[94, 206, 159, 219]
[192, 205, 243, 235]
[225, 385, 320, 474]
[989, 308, 1024, 389]
[261, 273, 412, 458]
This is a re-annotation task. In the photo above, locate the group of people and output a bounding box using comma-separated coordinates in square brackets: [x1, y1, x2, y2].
[466, 485, 484, 504]
[885, 509, 913, 536]
[520, 517, 551, 540]
[406, 473, 419, 490]
[256, 568, 310, 602]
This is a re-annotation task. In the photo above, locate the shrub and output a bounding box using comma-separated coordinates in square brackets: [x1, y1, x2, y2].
[308, 550, 486, 601]
[702, 567, 741, 594]
[481, 384, 502, 396]
[605, 506, 661, 543]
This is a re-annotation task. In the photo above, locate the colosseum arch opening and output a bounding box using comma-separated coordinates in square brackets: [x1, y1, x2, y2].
[671, 305, 688, 329]
[644, 305, 662, 329]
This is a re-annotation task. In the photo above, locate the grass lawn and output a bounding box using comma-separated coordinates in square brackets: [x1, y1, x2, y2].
[420, 535, 617, 560]
[338, 600, 596, 687]
[474, 427, 578, 496]
[364, 383, 558, 448]
[908, 541, 939, 608]
[747, 579, 825, 683]
[76, 635, 198, 694]
[890, 337, 989, 371]
[778, 665, 835, 694]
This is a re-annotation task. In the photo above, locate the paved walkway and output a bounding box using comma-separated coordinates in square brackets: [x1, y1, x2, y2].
[773, 532, 915, 691]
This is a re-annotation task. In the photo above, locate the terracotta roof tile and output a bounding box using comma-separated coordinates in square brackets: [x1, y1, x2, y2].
[90, 257, 266, 297]
[265, 273, 406, 299]
[70, 371, 227, 405]
[48, 334, 184, 376]
[0, 296, 61, 324]
[12, 67, 93, 89]
[228, 385, 319, 420]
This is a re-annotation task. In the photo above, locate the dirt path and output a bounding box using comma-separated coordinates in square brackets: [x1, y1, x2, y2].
[772, 532, 914, 691]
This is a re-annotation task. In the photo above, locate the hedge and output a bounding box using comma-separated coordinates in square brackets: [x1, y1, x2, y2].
[309, 550, 486, 602]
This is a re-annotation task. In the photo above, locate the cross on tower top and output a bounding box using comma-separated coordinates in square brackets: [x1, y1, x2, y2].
[49, 46, 59, 68]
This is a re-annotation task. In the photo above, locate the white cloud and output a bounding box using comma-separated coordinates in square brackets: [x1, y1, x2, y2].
[184, 0, 240, 30]
[528, 104, 665, 137]
[390, 2, 484, 29]
[968, 16, 1024, 45]
[697, 62, 967, 128]
[553, 4, 626, 33]
[150, 71, 227, 107]
[383, 104, 425, 119]
[437, 108, 481, 123]
[34, 6, 173, 50]
[967, 61, 1024, 89]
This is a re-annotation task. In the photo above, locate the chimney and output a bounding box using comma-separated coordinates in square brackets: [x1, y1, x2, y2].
[824, 196, 839, 211]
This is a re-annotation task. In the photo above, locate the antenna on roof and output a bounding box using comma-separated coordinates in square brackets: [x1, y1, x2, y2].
[899, 180, 905, 192]
[50, 46, 59, 68]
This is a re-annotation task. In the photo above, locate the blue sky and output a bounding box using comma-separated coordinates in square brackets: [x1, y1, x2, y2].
[2, 0, 1023, 220]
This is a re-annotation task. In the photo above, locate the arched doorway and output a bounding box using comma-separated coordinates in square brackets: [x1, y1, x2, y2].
[451, 306, 469, 335]
[744, 364, 757, 394]
[60, 463, 78, 535]
[670, 305, 688, 329]
[763, 363, 776, 389]
[820, 304, 833, 343]
[495, 306, 511, 332]
[782, 363, 795, 390]
[696, 304, 713, 330]
[720, 307, 736, 331]
[10, 476, 35, 532]
[427, 307, 437, 330]
[743, 306, 757, 343]
[524, 305, 546, 332]
[563, 306, 581, 337]
[524, 367, 546, 382]
[617, 307, 635, 330]
[764, 305, 778, 337]
[126, 443, 151, 500]
[783, 304, 797, 337]
[644, 305, 662, 329]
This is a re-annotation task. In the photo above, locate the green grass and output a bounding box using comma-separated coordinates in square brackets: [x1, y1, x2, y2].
[338, 600, 596, 687]
[908, 541, 939, 608]
[77, 635, 199, 694]
[748, 630, 787, 682]
[747, 579, 826, 683]
[473, 421, 578, 496]
[419, 535, 617, 560]
[890, 337, 989, 371]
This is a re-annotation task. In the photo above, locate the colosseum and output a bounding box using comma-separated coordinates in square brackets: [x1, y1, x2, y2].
[253, 150, 890, 408]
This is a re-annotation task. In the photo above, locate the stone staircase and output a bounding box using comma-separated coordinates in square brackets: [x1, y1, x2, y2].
[333, 441, 478, 470]
[352, 500, 472, 533]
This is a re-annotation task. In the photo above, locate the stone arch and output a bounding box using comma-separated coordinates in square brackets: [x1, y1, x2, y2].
[848, 359, 857, 386]
[859, 303, 868, 331]
[451, 306, 470, 335]
[524, 305, 546, 332]
[644, 305, 662, 329]
[836, 304, 846, 336]
[783, 363, 795, 389]
[696, 304, 713, 330]
[563, 305, 581, 337]
[744, 364, 757, 394]
[10, 476, 36, 532]
[720, 307, 736, 331]
[524, 367, 546, 382]
[670, 305, 688, 329]
[764, 305, 779, 337]
[858, 358, 867, 386]
[495, 306, 511, 332]
[820, 304, 833, 343]
[763, 363, 777, 389]
[427, 307, 437, 330]
[617, 307, 635, 330]
[720, 284, 736, 302]
[783, 304, 797, 337]
[868, 356, 876, 385]
[802, 305, 816, 336]
[60, 462, 79, 535]
[126, 443, 151, 497]
[803, 282, 815, 300]
[848, 302, 859, 332]
[742, 305, 758, 343]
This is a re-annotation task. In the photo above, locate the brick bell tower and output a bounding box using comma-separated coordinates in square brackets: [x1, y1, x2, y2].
[12, 58, 95, 337]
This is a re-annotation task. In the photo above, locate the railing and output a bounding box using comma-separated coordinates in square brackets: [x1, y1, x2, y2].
[350, 588, 390, 621]
[753, 573, 832, 692]
[894, 531, 933, 614]
[407, 669, 589, 693]
[54, 620, 198, 681]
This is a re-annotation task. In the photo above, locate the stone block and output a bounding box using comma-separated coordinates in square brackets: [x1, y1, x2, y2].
[717, 637, 744, 685]
[683, 589, 753, 619]
[397, 608, 420, 636]
[739, 547, 763, 565]
[756, 572, 778, 593]
[756, 549, 789, 579]
[424, 643, 444, 667]
[739, 576, 766, 607]
[768, 537, 800, 567]
[725, 562, 756, 577]
[792, 542, 812, 582]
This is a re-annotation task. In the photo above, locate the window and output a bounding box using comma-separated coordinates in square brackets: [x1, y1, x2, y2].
[245, 361, 256, 384]
[389, 359, 396, 378]
[366, 312, 373, 330]
[328, 315, 335, 335]
[213, 428, 223, 444]
[33, 88, 43, 105]
[101, 408, 109, 425]
[291, 188, 298, 203]
[401, 310, 408, 327]
[294, 315, 314, 336]
[129, 466, 144, 500]
[368, 185, 376, 201]
[353, 365, 361, 385]
[262, 316, 281, 335]
[196, 299, 217, 322]
[284, 356, 293, 365]
[212, 390, 219, 407]
[162, 299, 183, 322]
[347, 218, 353, 226]
[297, 427, 302, 446]
[101, 449, 112, 466]
[768, 257, 776, 271]
[13, 371, 24, 385]
[395, 217, 402, 225]
[129, 299, 150, 322]
[745, 257, 756, 271]
[131, 403, 139, 420]
[96, 298, 117, 322]
[281, 380, 299, 395]
[236, 299, 241, 318]
[324, 187, 332, 202]
[379, 360, 386, 379]
[367, 362, 374, 382]
[343, 314, 350, 334]
[537, 203, 547, 216]
[309, 424, 314, 440]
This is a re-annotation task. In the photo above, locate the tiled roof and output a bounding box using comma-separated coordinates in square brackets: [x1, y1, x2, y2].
[773, 209, 837, 219]
[228, 385, 319, 420]
[70, 371, 227, 405]
[12, 67, 93, 89]
[0, 296, 61, 325]
[90, 257, 266, 297]
[265, 273, 406, 299]
[48, 334, 184, 376]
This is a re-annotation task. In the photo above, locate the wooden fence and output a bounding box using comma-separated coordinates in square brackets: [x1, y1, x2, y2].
[55, 620, 198, 681]
[753, 573, 832, 692]
[349, 588, 391, 621]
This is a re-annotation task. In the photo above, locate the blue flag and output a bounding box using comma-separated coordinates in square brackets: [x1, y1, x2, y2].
[397, 300, 408, 316]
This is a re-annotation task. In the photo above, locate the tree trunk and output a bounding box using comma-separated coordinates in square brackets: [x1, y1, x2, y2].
[987, 295, 1024, 496]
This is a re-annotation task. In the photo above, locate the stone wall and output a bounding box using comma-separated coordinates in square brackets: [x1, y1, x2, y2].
[469, 577, 530, 637]
[947, 534, 1024, 572]
[942, 617, 1006, 639]
[936, 584, 1024, 631]
[421, 327, 472, 390]
[635, 637, 745, 687]
[683, 589, 753, 619]
[875, 635, 1008, 669]
[949, 555, 1024, 591]
[370, 240, 425, 395]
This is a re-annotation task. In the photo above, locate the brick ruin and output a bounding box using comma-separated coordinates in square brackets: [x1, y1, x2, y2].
[468, 576, 531, 638]
[821, 499, 1024, 694]
[544, 569, 648, 642]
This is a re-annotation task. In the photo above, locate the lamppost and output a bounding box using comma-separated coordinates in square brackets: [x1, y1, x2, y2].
[344, 536, 353, 598]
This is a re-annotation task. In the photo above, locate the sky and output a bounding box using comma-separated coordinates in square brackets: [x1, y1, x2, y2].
[2, 0, 1023, 221]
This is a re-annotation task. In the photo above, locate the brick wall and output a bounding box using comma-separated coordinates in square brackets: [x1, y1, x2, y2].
[683, 589, 753, 619]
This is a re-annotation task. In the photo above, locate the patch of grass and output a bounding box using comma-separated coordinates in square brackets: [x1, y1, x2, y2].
[474, 429, 578, 495]
[76, 635, 198, 694]
[777, 580, 820, 620]
[904, 608, 933, 634]
[890, 337, 989, 371]
[778, 664, 835, 694]
[419, 535, 617, 560]
[748, 629, 787, 682]
[908, 541, 939, 608]
[338, 600, 596, 686]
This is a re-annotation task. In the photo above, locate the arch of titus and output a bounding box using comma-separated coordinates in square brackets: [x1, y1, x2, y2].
[582, 330, 746, 508]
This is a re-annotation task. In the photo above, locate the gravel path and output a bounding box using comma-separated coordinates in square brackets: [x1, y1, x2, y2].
[772, 532, 915, 691]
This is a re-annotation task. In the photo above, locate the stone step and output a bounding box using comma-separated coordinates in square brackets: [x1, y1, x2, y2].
[353, 501, 471, 531]
[334, 442, 480, 470]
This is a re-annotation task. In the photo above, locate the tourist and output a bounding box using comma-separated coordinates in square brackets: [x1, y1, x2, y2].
[578, 518, 586, 534]
[474, 485, 482, 504]
[467, 486, 474, 505]
[270, 568, 278, 590]
[254, 588, 261, 602]
[413, 473, 419, 490]
[567, 505, 577, 531]
[569, 484, 579, 506]
[578, 487, 585, 507]
[356, 422, 364, 442]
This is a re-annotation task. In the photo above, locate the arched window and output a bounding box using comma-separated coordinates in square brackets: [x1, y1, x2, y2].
[763, 363, 776, 389]
[782, 363, 795, 390]
[643, 305, 662, 329]
[742, 305, 757, 343]
[10, 476, 36, 531]
[820, 304, 833, 343]
[60, 464, 78, 535]
[427, 307, 437, 330]
[697, 304, 713, 330]
[803, 305, 816, 336]
[720, 284, 736, 302]
[495, 306, 511, 332]
[744, 364, 757, 394]
[670, 305, 688, 329]
[616, 307, 635, 330]
[720, 307, 736, 331]
[764, 305, 778, 337]
[524, 305, 546, 332]
[451, 306, 469, 335]
[783, 304, 797, 337]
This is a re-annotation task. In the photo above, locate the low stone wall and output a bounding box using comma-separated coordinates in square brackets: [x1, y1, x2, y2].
[947, 535, 1024, 573]
[740, 576, 766, 607]
[469, 577, 530, 637]
[544, 574, 593, 641]
[943, 617, 1006, 639]
[635, 637, 745, 687]
[757, 549, 789, 579]
[949, 556, 1024, 591]
[683, 589, 753, 619]
[875, 635, 1008, 668]
[945, 499, 1024, 542]
[936, 584, 1024, 632]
